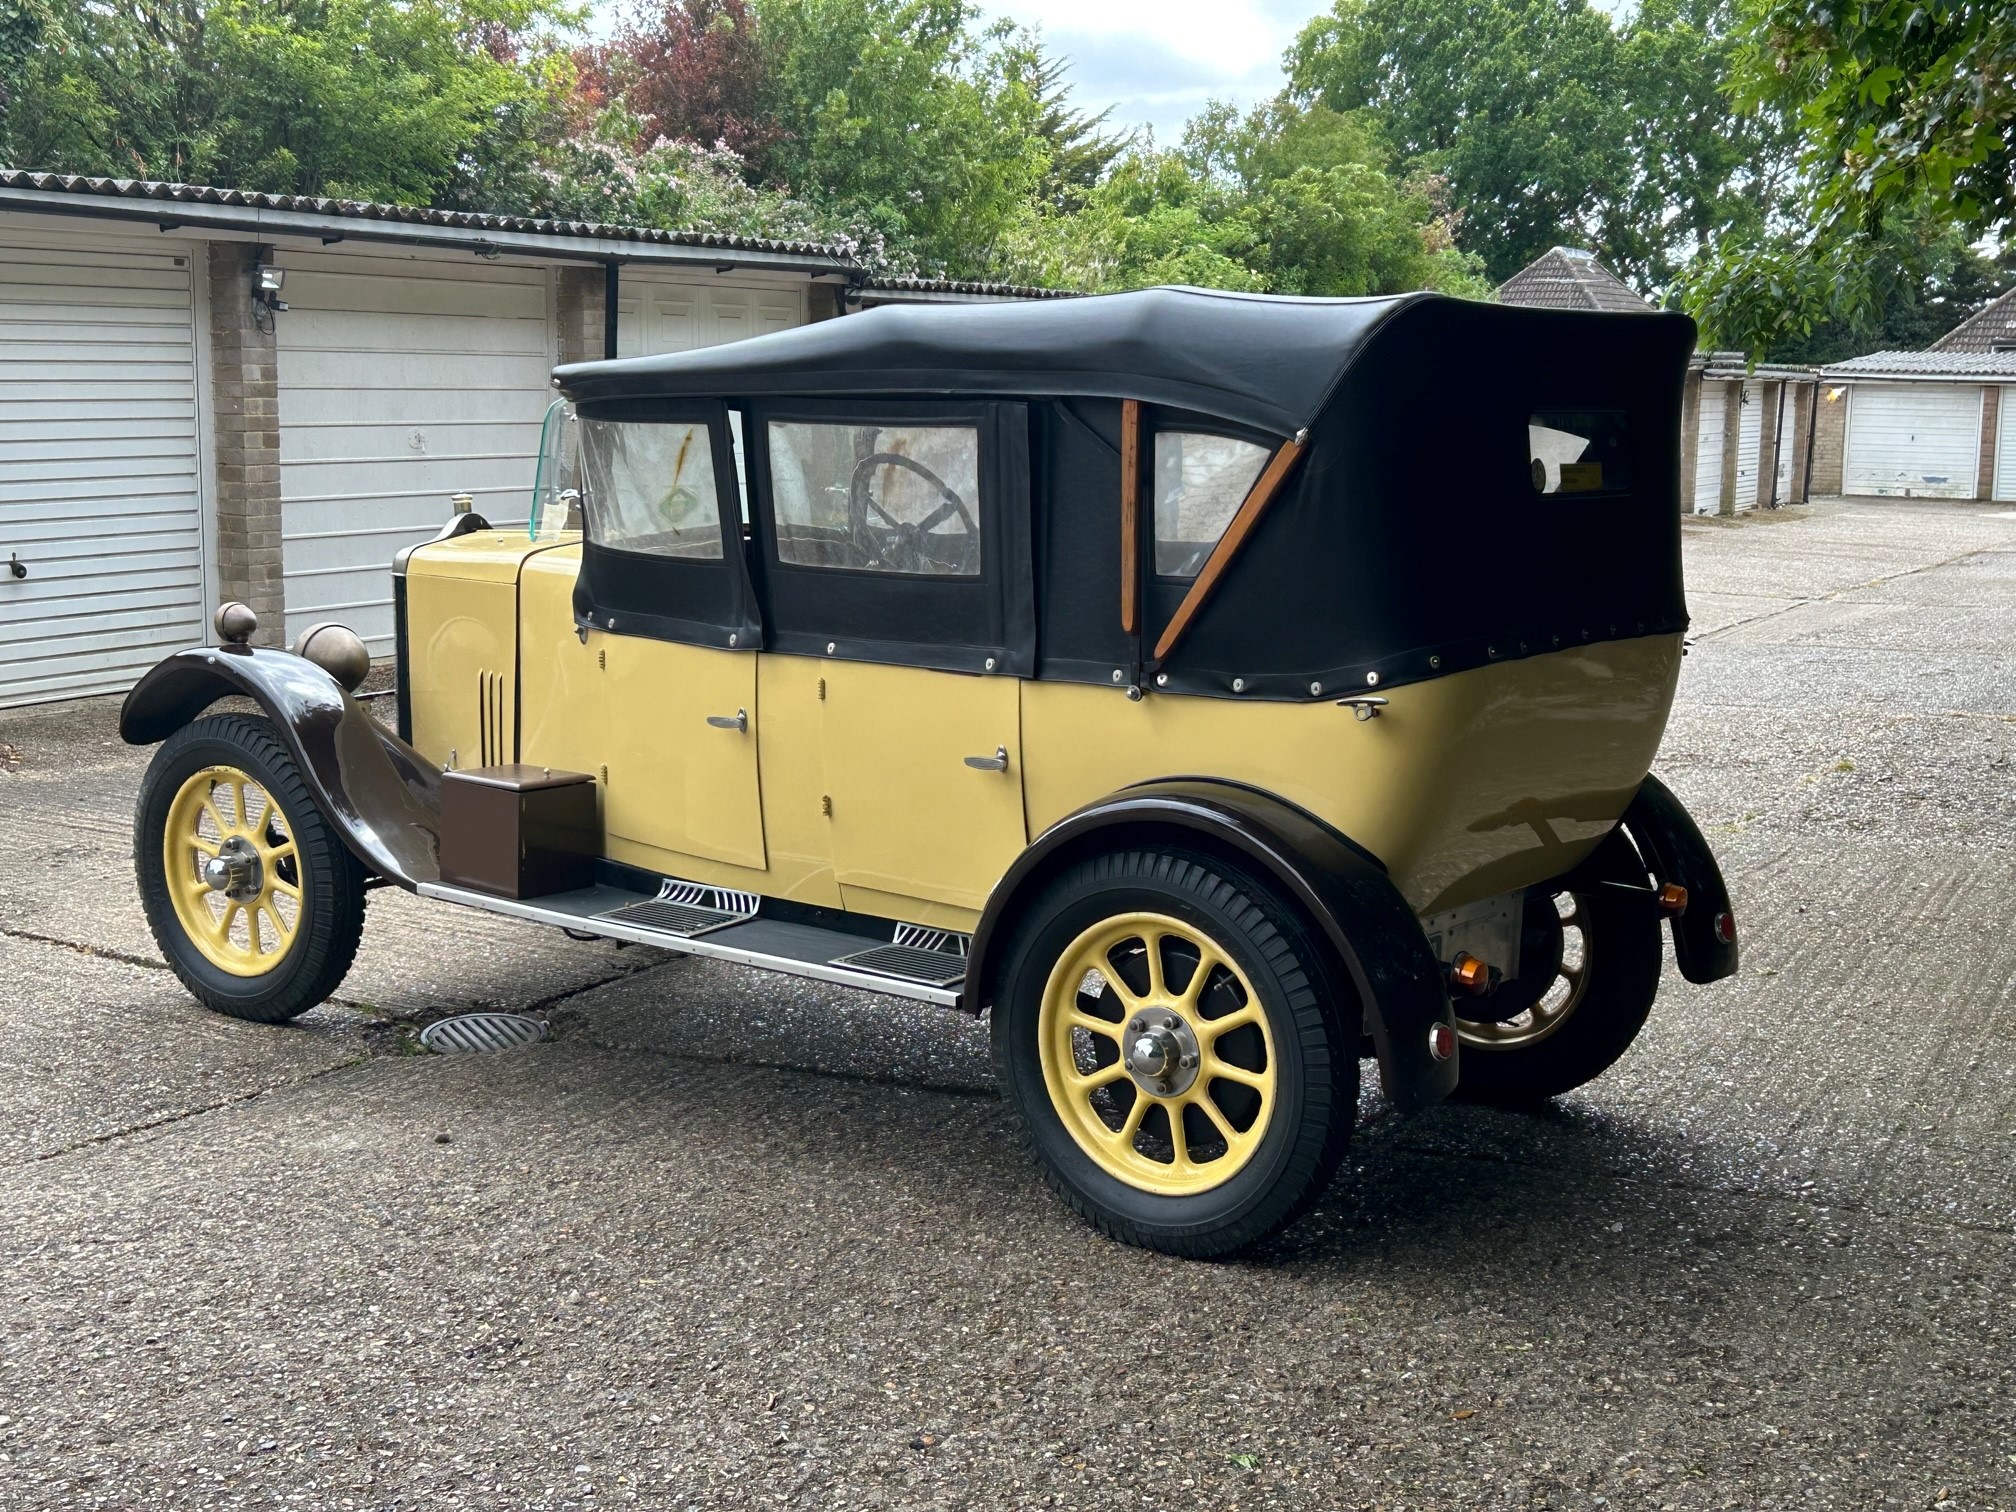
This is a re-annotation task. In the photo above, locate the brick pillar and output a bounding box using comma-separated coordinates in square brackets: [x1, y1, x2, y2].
[1811, 385, 1847, 495]
[556, 265, 607, 367]
[1786, 381, 1814, 503]
[1756, 381, 1782, 507]
[1975, 385, 2000, 500]
[1718, 378, 1743, 516]
[207, 243, 284, 645]
[1677, 366, 1701, 514]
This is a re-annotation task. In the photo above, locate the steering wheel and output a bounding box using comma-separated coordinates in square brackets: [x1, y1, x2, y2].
[848, 452, 977, 572]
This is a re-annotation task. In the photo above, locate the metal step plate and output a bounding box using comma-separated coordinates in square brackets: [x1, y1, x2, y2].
[596, 879, 758, 939]
[827, 943, 968, 988]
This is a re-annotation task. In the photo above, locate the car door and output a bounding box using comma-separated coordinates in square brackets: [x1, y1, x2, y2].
[748, 400, 1036, 919]
[565, 401, 768, 873]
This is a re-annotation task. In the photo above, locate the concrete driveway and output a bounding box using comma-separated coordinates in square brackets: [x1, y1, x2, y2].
[2, 498, 2013, 1511]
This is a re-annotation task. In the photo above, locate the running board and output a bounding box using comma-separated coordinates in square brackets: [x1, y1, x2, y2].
[417, 881, 965, 1008]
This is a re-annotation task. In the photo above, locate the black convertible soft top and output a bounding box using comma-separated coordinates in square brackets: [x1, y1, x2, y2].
[555, 285, 1427, 435]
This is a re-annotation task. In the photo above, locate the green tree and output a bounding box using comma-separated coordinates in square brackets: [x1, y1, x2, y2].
[747, 0, 1048, 276]
[1287, 0, 1633, 284]
[8, 0, 572, 204]
[1001, 100, 1489, 298]
[1021, 39, 1130, 214]
[1681, 0, 2016, 352]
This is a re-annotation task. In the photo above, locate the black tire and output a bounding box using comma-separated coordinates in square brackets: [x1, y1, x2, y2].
[135, 713, 367, 1022]
[991, 848, 1356, 1258]
[1452, 832, 1661, 1103]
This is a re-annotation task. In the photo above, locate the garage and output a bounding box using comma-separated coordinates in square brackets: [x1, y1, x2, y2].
[0, 227, 208, 708]
[1732, 382, 1763, 510]
[1841, 382, 1982, 499]
[275, 246, 557, 652]
[1692, 382, 1725, 514]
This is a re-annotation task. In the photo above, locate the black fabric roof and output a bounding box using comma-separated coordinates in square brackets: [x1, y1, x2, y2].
[556, 285, 1433, 435]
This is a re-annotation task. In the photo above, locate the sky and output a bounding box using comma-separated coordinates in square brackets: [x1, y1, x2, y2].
[982, 0, 1320, 145]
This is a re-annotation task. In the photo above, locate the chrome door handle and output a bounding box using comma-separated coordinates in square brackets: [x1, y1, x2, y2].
[964, 745, 1009, 772]
[706, 709, 748, 733]
[1334, 695, 1387, 721]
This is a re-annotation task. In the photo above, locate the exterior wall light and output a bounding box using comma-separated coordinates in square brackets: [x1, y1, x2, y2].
[253, 262, 287, 313]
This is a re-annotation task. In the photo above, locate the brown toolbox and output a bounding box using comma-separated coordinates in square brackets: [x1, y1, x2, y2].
[438, 764, 598, 899]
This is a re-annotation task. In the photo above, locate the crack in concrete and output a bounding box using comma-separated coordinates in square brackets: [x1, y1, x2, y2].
[1692, 542, 2016, 645]
[0, 927, 175, 975]
[17, 1053, 371, 1170]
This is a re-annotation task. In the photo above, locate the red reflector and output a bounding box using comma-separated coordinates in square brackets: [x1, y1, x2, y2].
[1428, 1023, 1456, 1063]
[1713, 910, 1736, 945]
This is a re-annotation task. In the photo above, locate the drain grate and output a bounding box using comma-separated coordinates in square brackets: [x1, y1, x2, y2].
[829, 943, 968, 988]
[420, 1012, 550, 1054]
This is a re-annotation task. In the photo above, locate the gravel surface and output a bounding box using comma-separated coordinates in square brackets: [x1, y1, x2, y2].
[1, 496, 2013, 1510]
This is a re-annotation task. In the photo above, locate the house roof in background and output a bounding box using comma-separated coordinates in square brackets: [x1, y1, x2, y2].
[1821, 348, 2016, 379]
[1931, 285, 2016, 353]
[0, 169, 857, 273]
[1497, 246, 1655, 314]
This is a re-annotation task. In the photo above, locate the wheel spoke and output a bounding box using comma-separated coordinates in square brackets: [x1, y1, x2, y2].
[1168, 1104, 1191, 1168]
[1177, 940, 1227, 1013]
[1206, 1058, 1268, 1092]
[187, 833, 221, 859]
[260, 901, 293, 945]
[1193, 1093, 1240, 1146]
[1201, 1003, 1261, 1039]
[265, 840, 296, 865]
[1065, 1009, 1122, 1042]
[201, 794, 235, 837]
[1067, 1062, 1128, 1094]
[271, 876, 302, 901]
[1108, 1093, 1149, 1147]
[1141, 931, 1168, 1000]
[214, 902, 240, 944]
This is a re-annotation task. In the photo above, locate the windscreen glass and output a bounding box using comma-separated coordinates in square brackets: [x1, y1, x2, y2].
[1529, 410, 1632, 496]
[1153, 431, 1270, 577]
[767, 421, 982, 576]
[579, 418, 724, 558]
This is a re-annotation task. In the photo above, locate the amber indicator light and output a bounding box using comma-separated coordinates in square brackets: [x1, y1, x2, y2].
[1448, 952, 1491, 996]
[1655, 882, 1689, 917]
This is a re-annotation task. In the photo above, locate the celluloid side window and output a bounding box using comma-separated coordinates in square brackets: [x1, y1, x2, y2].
[1529, 410, 1632, 496]
[578, 418, 724, 559]
[768, 421, 982, 576]
[1153, 432, 1269, 578]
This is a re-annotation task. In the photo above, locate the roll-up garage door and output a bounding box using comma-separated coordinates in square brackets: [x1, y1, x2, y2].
[275, 248, 554, 651]
[1733, 383, 1763, 510]
[0, 230, 206, 707]
[1692, 383, 1725, 514]
[1843, 383, 1981, 499]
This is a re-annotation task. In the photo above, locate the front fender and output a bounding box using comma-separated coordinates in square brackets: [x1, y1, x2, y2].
[968, 780, 1459, 1114]
[120, 646, 442, 888]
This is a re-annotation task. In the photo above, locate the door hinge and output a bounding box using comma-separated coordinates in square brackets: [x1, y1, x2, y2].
[817, 676, 827, 701]
[820, 794, 833, 817]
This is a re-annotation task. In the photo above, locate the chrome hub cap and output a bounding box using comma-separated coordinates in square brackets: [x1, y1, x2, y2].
[201, 837, 264, 902]
[1121, 1007, 1201, 1098]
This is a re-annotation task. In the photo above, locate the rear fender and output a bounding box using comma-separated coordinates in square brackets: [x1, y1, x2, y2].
[120, 646, 442, 888]
[1619, 773, 1738, 983]
[968, 780, 1459, 1114]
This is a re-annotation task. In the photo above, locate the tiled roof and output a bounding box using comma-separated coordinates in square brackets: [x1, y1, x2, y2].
[1497, 246, 1654, 314]
[860, 275, 1079, 301]
[0, 169, 851, 260]
[1931, 286, 2016, 353]
[1822, 348, 2016, 378]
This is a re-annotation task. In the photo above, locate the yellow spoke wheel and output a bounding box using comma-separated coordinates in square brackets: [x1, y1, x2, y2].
[1037, 912, 1277, 1197]
[162, 764, 306, 977]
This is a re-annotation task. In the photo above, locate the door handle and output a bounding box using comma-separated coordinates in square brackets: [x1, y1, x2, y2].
[706, 709, 748, 733]
[964, 745, 1009, 772]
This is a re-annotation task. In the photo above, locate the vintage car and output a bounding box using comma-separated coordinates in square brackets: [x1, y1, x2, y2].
[121, 286, 1737, 1256]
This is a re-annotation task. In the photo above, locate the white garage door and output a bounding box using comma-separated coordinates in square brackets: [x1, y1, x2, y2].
[1996, 388, 2016, 502]
[1731, 382, 1764, 510]
[1692, 382, 1725, 514]
[0, 230, 206, 707]
[1844, 383, 1981, 499]
[276, 248, 554, 651]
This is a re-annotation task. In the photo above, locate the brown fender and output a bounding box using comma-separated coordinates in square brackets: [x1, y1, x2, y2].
[966, 779, 1460, 1115]
[120, 646, 442, 887]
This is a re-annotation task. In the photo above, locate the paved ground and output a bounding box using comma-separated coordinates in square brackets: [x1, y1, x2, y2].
[2, 497, 2014, 1511]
